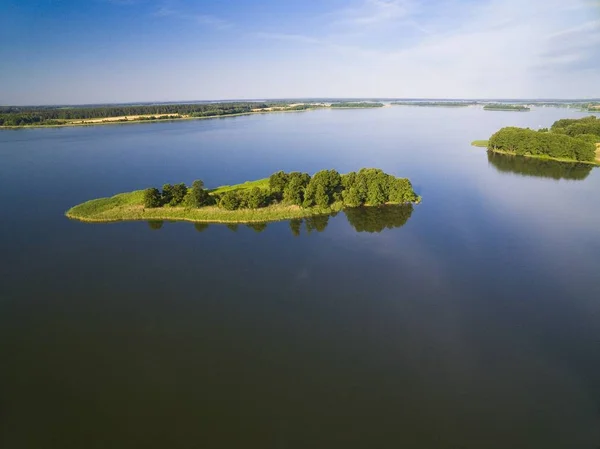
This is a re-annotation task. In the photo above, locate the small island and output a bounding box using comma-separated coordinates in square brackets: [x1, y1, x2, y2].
[472, 116, 600, 165]
[66, 168, 420, 224]
[329, 102, 385, 108]
[391, 101, 475, 107]
[483, 104, 530, 111]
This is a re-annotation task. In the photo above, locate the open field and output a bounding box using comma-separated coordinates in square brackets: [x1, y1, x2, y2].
[471, 140, 489, 147]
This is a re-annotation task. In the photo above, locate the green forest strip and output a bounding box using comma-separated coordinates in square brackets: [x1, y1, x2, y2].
[391, 102, 475, 107]
[329, 102, 385, 108]
[1, 102, 384, 128]
[483, 104, 530, 111]
[66, 169, 420, 224]
[471, 140, 489, 147]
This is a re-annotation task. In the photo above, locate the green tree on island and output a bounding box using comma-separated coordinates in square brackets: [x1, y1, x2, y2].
[246, 187, 268, 209]
[143, 187, 162, 208]
[269, 171, 289, 199]
[184, 180, 212, 208]
[283, 172, 310, 205]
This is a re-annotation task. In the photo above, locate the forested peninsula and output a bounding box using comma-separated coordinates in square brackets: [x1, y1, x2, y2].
[473, 116, 600, 165]
[66, 168, 420, 224]
[0, 101, 384, 128]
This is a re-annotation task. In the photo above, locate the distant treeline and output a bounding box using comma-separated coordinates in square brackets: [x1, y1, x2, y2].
[488, 116, 599, 162]
[143, 168, 418, 211]
[391, 101, 475, 107]
[330, 102, 384, 108]
[483, 104, 530, 111]
[0, 102, 272, 126]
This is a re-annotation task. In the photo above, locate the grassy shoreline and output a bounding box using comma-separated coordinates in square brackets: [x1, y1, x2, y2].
[66, 194, 341, 224]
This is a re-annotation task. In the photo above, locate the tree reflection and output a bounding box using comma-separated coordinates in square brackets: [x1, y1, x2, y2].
[226, 223, 239, 232]
[194, 223, 209, 232]
[289, 219, 302, 237]
[246, 222, 267, 233]
[344, 204, 414, 233]
[305, 215, 329, 233]
[487, 151, 592, 180]
[147, 220, 164, 230]
[148, 205, 414, 235]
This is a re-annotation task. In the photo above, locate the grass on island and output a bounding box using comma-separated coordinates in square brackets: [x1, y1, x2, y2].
[208, 178, 269, 194]
[66, 180, 343, 224]
[471, 140, 489, 147]
[66, 191, 339, 223]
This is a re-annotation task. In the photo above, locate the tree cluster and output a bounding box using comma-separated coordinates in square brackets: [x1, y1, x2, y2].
[143, 180, 213, 208]
[142, 168, 417, 212]
[488, 126, 596, 162]
[218, 188, 269, 210]
[267, 168, 417, 209]
[550, 115, 600, 140]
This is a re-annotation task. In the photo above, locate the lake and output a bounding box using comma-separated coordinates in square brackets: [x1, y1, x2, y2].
[1, 106, 599, 448]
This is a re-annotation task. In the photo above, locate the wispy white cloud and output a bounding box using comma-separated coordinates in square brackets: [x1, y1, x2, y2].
[329, 0, 418, 26]
[250, 0, 600, 98]
[154, 5, 232, 29]
[253, 32, 321, 45]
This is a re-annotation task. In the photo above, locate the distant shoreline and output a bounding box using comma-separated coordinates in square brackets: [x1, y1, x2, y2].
[0, 109, 313, 130]
[0, 102, 385, 130]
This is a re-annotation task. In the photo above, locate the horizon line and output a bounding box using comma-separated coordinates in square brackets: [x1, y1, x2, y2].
[3, 97, 600, 108]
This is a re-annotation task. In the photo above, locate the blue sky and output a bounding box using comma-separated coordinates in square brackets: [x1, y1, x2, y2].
[1, 0, 599, 104]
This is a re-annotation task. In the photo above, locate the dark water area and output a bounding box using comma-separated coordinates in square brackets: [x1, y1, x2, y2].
[1, 106, 599, 448]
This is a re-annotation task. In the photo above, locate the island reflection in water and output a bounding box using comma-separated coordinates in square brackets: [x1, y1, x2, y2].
[146, 203, 414, 235]
[487, 151, 593, 180]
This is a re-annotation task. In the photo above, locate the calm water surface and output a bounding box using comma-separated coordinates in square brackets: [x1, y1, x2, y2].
[1, 106, 599, 448]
